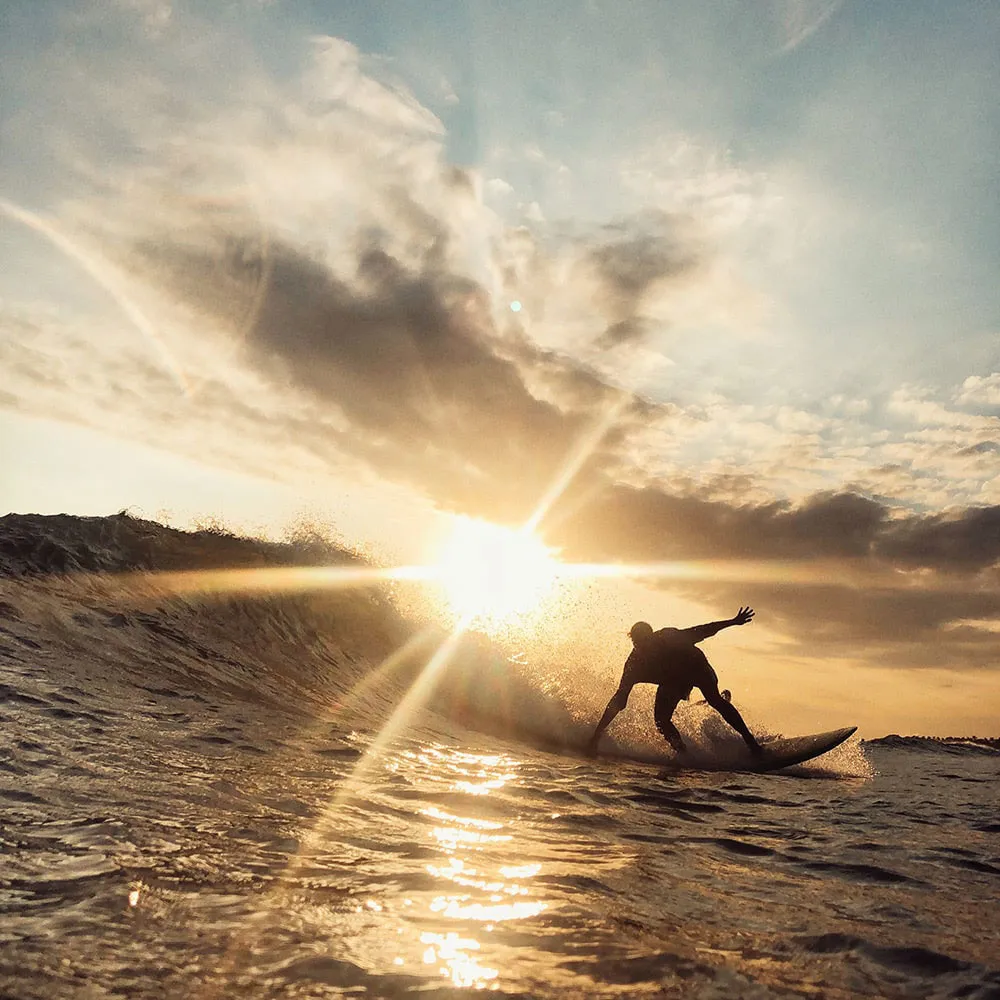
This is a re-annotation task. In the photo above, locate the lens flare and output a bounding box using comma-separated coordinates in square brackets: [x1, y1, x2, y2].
[0, 197, 189, 394]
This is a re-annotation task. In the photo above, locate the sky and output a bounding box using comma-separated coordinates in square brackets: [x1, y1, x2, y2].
[1, 0, 998, 736]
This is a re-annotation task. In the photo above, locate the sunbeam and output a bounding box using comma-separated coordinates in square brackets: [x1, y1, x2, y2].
[554, 558, 966, 591]
[522, 395, 627, 536]
[127, 547, 962, 616]
[330, 625, 441, 721]
[328, 619, 474, 806]
[138, 563, 436, 598]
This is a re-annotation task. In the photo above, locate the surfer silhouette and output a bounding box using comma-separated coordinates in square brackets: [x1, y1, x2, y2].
[586, 607, 762, 757]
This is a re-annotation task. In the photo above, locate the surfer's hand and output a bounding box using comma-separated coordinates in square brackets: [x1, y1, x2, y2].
[747, 740, 764, 758]
[584, 736, 600, 757]
[732, 606, 754, 626]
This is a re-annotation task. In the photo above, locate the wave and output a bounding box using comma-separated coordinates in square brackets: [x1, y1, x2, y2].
[863, 735, 1000, 756]
[0, 512, 586, 749]
[0, 510, 365, 577]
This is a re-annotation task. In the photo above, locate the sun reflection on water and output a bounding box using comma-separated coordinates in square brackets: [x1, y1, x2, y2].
[499, 863, 541, 879]
[430, 897, 548, 921]
[431, 825, 513, 848]
[452, 774, 515, 795]
[420, 931, 499, 989]
[412, 748, 549, 987]
[420, 805, 504, 830]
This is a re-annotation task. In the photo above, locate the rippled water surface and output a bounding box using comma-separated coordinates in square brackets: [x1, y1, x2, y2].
[1, 528, 998, 999]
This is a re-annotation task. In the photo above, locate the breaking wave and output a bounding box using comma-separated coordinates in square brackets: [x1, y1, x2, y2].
[863, 735, 1000, 756]
[0, 512, 587, 751]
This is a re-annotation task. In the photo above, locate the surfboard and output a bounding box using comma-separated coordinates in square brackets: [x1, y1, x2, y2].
[674, 726, 858, 773]
[530, 726, 857, 772]
[561, 726, 858, 772]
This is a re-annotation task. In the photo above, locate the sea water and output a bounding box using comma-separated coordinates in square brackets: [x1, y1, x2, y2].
[1, 515, 998, 999]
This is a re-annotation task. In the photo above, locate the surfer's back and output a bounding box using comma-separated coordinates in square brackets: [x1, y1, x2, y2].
[624, 630, 713, 687]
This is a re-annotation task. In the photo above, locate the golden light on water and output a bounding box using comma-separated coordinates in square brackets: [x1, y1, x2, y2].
[429, 898, 548, 922]
[420, 751, 548, 929]
[420, 931, 498, 989]
[499, 863, 541, 879]
[420, 806, 505, 830]
[431, 825, 513, 848]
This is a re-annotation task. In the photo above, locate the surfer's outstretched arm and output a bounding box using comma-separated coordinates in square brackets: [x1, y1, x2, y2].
[683, 606, 754, 643]
[701, 680, 762, 755]
[586, 683, 632, 755]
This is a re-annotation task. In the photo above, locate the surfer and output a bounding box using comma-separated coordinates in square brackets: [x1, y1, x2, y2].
[586, 607, 763, 757]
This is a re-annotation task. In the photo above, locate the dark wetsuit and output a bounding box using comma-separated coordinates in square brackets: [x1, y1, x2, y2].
[589, 609, 760, 756]
[615, 626, 721, 743]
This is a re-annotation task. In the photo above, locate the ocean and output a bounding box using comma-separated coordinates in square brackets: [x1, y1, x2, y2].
[1, 514, 998, 999]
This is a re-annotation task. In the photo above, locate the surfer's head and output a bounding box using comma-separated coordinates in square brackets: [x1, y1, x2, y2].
[628, 621, 654, 647]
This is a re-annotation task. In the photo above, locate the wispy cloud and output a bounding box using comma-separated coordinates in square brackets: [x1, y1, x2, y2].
[771, 0, 843, 55]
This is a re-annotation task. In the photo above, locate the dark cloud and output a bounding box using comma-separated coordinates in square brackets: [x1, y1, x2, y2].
[549, 483, 1000, 662]
[597, 317, 657, 349]
[584, 212, 701, 346]
[549, 487, 889, 563]
[957, 441, 1000, 457]
[689, 577, 1000, 667]
[134, 227, 642, 523]
[550, 483, 1000, 578]
[876, 506, 1000, 573]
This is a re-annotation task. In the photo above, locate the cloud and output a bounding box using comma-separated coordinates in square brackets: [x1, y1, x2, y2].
[877, 506, 1000, 574]
[131, 226, 641, 523]
[546, 483, 1000, 663]
[550, 479, 1000, 584]
[26, 23, 722, 524]
[583, 212, 702, 347]
[957, 372, 1000, 407]
[551, 488, 889, 564]
[771, 0, 843, 55]
[305, 37, 446, 137]
[111, 0, 172, 37]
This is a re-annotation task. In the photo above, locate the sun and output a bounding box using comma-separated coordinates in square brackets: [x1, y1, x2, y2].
[434, 517, 561, 627]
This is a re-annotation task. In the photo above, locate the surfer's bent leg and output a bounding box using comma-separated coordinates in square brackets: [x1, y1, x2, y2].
[653, 687, 686, 753]
[701, 679, 762, 755]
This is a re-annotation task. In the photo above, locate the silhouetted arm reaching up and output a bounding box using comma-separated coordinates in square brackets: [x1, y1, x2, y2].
[682, 606, 755, 644]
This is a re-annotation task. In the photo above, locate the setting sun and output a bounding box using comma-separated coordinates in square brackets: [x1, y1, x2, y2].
[435, 517, 560, 627]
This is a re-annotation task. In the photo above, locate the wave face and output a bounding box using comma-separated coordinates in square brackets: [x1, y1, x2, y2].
[0, 512, 587, 746]
[3, 514, 999, 1000]
[864, 735, 1000, 756]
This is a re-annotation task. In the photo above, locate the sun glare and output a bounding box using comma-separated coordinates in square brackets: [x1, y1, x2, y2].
[435, 517, 560, 627]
